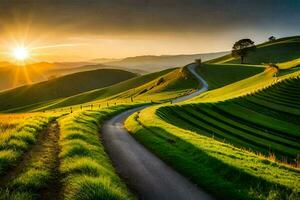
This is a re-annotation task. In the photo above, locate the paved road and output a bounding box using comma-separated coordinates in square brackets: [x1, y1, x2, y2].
[102, 63, 213, 200]
[173, 63, 208, 103]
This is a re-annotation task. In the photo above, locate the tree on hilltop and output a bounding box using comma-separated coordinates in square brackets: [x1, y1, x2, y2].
[269, 36, 276, 41]
[232, 39, 256, 64]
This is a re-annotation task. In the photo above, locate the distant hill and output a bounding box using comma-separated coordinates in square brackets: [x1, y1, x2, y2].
[49, 63, 147, 76]
[104, 52, 228, 72]
[0, 52, 227, 91]
[0, 52, 226, 91]
[91, 58, 122, 63]
[0, 61, 108, 91]
[0, 68, 136, 111]
[0, 60, 135, 91]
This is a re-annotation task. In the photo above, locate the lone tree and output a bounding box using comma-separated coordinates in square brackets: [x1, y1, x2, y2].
[232, 39, 256, 64]
[269, 36, 276, 41]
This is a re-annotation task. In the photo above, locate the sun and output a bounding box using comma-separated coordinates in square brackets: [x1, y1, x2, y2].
[12, 47, 29, 61]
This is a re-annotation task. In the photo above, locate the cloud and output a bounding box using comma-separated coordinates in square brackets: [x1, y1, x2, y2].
[0, 0, 299, 37]
[0, 0, 299, 61]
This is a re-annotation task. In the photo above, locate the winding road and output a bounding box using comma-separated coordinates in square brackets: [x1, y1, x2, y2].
[102, 63, 211, 200]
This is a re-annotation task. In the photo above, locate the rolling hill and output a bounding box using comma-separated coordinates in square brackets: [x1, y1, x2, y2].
[0, 52, 227, 91]
[196, 63, 264, 90]
[126, 71, 300, 200]
[0, 61, 96, 91]
[207, 36, 300, 64]
[0, 69, 136, 112]
[124, 37, 300, 200]
[1, 67, 200, 112]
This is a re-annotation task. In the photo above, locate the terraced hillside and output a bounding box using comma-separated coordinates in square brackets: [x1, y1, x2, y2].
[158, 77, 300, 161]
[126, 61, 300, 199]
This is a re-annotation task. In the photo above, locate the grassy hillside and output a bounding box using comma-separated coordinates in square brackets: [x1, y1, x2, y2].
[126, 106, 300, 200]
[1, 67, 199, 113]
[0, 69, 136, 112]
[0, 62, 97, 91]
[0, 105, 138, 199]
[207, 36, 300, 65]
[158, 78, 300, 160]
[172, 59, 300, 159]
[196, 63, 264, 89]
[192, 59, 300, 103]
[125, 53, 300, 199]
[57, 106, 137, 200]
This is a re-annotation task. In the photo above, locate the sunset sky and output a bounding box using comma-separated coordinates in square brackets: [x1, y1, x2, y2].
[0, 0, 299, 62]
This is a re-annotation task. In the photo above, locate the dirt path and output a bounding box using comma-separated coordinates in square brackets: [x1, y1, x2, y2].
[0, 122, 62, 200]
[38, 122, 62, 200]
[102, 63, 213, 200]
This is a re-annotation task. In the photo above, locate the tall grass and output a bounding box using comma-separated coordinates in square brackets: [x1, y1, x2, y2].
[58, 105, 137, 200]
[0, 114, 56, 176]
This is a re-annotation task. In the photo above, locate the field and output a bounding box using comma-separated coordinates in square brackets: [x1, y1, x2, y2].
[0, 113, 59, 176]
[157, 78, 300, 161]
[124, 36, 300, 199]
[0, 69, 137, 112]
[0, 104, 142, 200]
[0, 67, 198, 113]
[126, 104, 300, 200]
[58, 105, 138, 200]
[196, 63, 263, 89]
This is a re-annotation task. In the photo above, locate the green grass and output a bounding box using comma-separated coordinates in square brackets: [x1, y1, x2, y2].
[196, 63, 264, 89]
[191, 61, 300, 103]
[0, 105, 140, 199]
[58, 105, 138, 200]
[277, 58, 300, 70]
[123, 57, 300, 199]
[0, 69, 137, 112]
[0, 114, 57, 176]
[0, 68, 173, 113]
[158, 76, 300, 160]
[126, 106, 300, 200]
[2, 162, 52, 200]
[1, 67, 198, 113]
[207, 36, 300, 65]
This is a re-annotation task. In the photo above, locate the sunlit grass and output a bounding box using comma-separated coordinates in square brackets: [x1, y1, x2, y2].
[189, 62, 300, 103]
[126, 106, 300, 200]
[58, 105, 138, 200]
[1, 67, 198, 113]
[0, 113, 59, 176]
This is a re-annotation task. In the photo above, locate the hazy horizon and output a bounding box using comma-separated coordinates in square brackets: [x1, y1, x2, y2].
[0, 0, 299, 62]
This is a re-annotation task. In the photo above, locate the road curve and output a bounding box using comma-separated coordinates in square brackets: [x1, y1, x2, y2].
[173, 63, 208, 103]
[102, 63, 212, 200]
